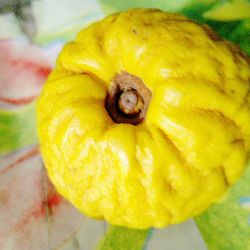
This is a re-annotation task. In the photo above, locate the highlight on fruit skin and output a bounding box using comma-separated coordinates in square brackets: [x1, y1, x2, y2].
[37, 8, 250, 229]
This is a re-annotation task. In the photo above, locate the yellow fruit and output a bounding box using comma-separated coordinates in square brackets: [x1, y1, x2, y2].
[37, 9, 250, 229]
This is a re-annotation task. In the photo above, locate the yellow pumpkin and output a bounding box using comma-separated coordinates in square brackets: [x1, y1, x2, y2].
[37, 9, 250, 229]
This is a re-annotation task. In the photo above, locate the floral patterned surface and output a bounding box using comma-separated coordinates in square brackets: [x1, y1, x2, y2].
[0, 0, 249, 249]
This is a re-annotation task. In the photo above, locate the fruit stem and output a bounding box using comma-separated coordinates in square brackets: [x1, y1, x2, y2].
[105, 72, 151, 125]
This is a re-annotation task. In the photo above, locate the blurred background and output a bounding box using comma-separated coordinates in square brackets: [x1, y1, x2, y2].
[0, 1, 249, 249]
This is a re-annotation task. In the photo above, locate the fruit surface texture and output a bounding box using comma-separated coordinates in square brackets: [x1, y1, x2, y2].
[37, 9, 250, 229]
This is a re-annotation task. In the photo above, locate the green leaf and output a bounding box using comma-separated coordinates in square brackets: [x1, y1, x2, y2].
[181, 2, 250, 55]
[203, 0, 250, 21]
[97, 226, 150, 250]
[201, 19, 242, 41]
[195, 163, 250, 250]
[228, 19, 250, 55]
[0, 103, 38, 154]
[98, 0, 210, 15]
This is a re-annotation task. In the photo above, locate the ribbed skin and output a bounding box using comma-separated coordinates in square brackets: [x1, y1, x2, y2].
[37, 9, 250, 229]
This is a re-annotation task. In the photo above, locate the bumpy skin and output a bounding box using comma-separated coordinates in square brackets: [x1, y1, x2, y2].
[37, 9, 250, 229]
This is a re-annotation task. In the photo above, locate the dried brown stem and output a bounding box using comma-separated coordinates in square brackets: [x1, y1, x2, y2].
[105, 72, 152, 125]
